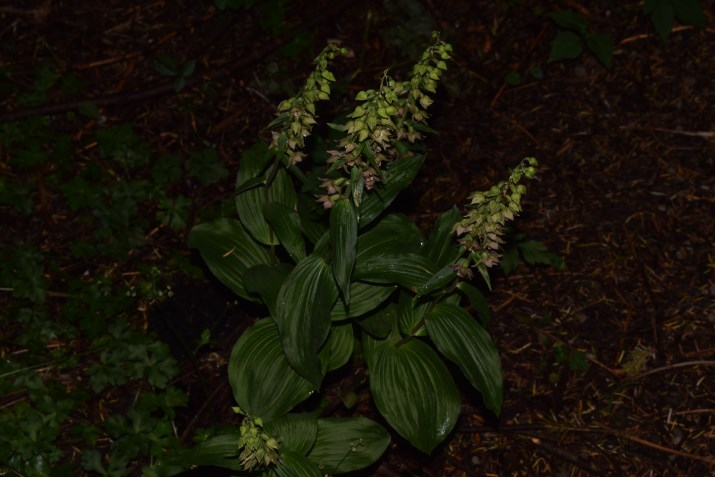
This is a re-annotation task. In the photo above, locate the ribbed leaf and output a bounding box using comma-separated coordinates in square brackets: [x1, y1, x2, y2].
[356, 213, 423, 261]
[416, 264, 457, 298]
[330, 281, 396, 321]
[330, 199, 358, 303]
[322, 322, 354, 372]
[370, 339, 460, 454]
[354, 253, 437, 291]
[423, 206, 462, 267]
[456, 282, 492, 326]
[263, 414, 317, 456]
[425, 302, 503, 415]
[306, 417, 391, 474]
[188, 218, 271, 301]
[244, 263, 293, 318]
[228, 319, 314, 421]
[356, 303, 397, 340]
[397, 292, 430, 337]
[236, 143, 297, 245]
[264, 202, 305, 262]
[275, 255, 339, 387]
[275, 450, 322, 477]
[358, 155, 425, 228]
[165, 432, 242, 470]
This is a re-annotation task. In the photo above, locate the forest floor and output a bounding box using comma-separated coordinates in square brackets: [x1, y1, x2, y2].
[1, 1, 713, 476]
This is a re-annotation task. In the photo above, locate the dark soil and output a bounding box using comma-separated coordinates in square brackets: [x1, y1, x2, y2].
[2, 1, 713, 476]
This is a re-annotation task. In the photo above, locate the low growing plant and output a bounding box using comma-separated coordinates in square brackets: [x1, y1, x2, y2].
[175, 34, 538, 475]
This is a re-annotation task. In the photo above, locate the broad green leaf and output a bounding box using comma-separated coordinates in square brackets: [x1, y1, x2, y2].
[397, 291, 430, 337]
[415, 264, 457, 298]
[228, 319, 314, 420]
[354, 253, 437, 291]
[244, 263, 294, 317]
[306, 417, 391, 474]
[264, 202, 305, 262]
[585, 31, 613, 69]
[275, 255, 339, 387]
[236, 143, 297, 245]
[296, 195, 328, 245]
[264, 414, 318, 456]
[356, 213, 423, 261]
[330, 199, 358, 303]
[165, 432, 243, 470]
[188, 218, 271, 301]
[370, 338, 460, 454]
[275, 449, 322, 477]
[425, 303, 503, 415]
[321, 322, 354, 371]
[674, 0, 707, 28]
[356, 303, 397, 340]
[549, 31, 583, 62]
[359, 155, 425, 227]
[330, 281, 396, 321]
[423, 207, 461, 267]
[456, 282, 492, 326]
[548, 10, 588, 35]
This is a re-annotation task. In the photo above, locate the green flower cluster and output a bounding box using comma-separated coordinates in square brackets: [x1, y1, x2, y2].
[234, 408, 280, 471]
[453, 157, 538, 284]
[317, 34, 452, 208]
[269, 43, 350, 166]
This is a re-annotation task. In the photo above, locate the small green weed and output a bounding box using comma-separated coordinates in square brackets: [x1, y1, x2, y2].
[548, 10, 613, 69]
[501, 231, 565, 276]
[644, 0, 707, 41]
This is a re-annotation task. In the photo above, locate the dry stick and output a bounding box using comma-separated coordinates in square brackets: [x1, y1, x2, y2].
[553, 424, 715, 466]
[0, 1, 357, 123]
[633, 360, 715, 379]
[619, 125, 714, 138]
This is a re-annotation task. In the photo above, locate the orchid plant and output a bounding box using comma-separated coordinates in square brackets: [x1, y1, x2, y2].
[165, 34, 537, 475]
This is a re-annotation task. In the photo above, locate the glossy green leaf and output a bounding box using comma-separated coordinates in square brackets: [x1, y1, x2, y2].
[549, 30, 583, 62]
[275, 449, 322, 477]
[423, 206, 461, 267]
[425, 302, 503, 415]
[354, 253, 437, 291]
[323, 322, 354, 371]
[397, 292, 430, 337]
[356, 303, 397, 340]
[244, 263, 293, 317]
[456, 282, 492, 326]
[228, 319, 314, 420]
[330, 281, 396, 321]
[416, 264, 457, 298]
[330, 199, 358, 303]
[370, 339, 460, 454]
[264, 414, 318, 457]
[275, 255, 339, 387]
[164, 432, 243, 470]
[359, 155, 425, 228]
[356, 213, 423, 261]
[306, 417, 391, 474]
[188, 218, 271, 301]
[236, 143, 297, 245]
[296, 195, 328, 245]
[264, 202, 305, 262]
